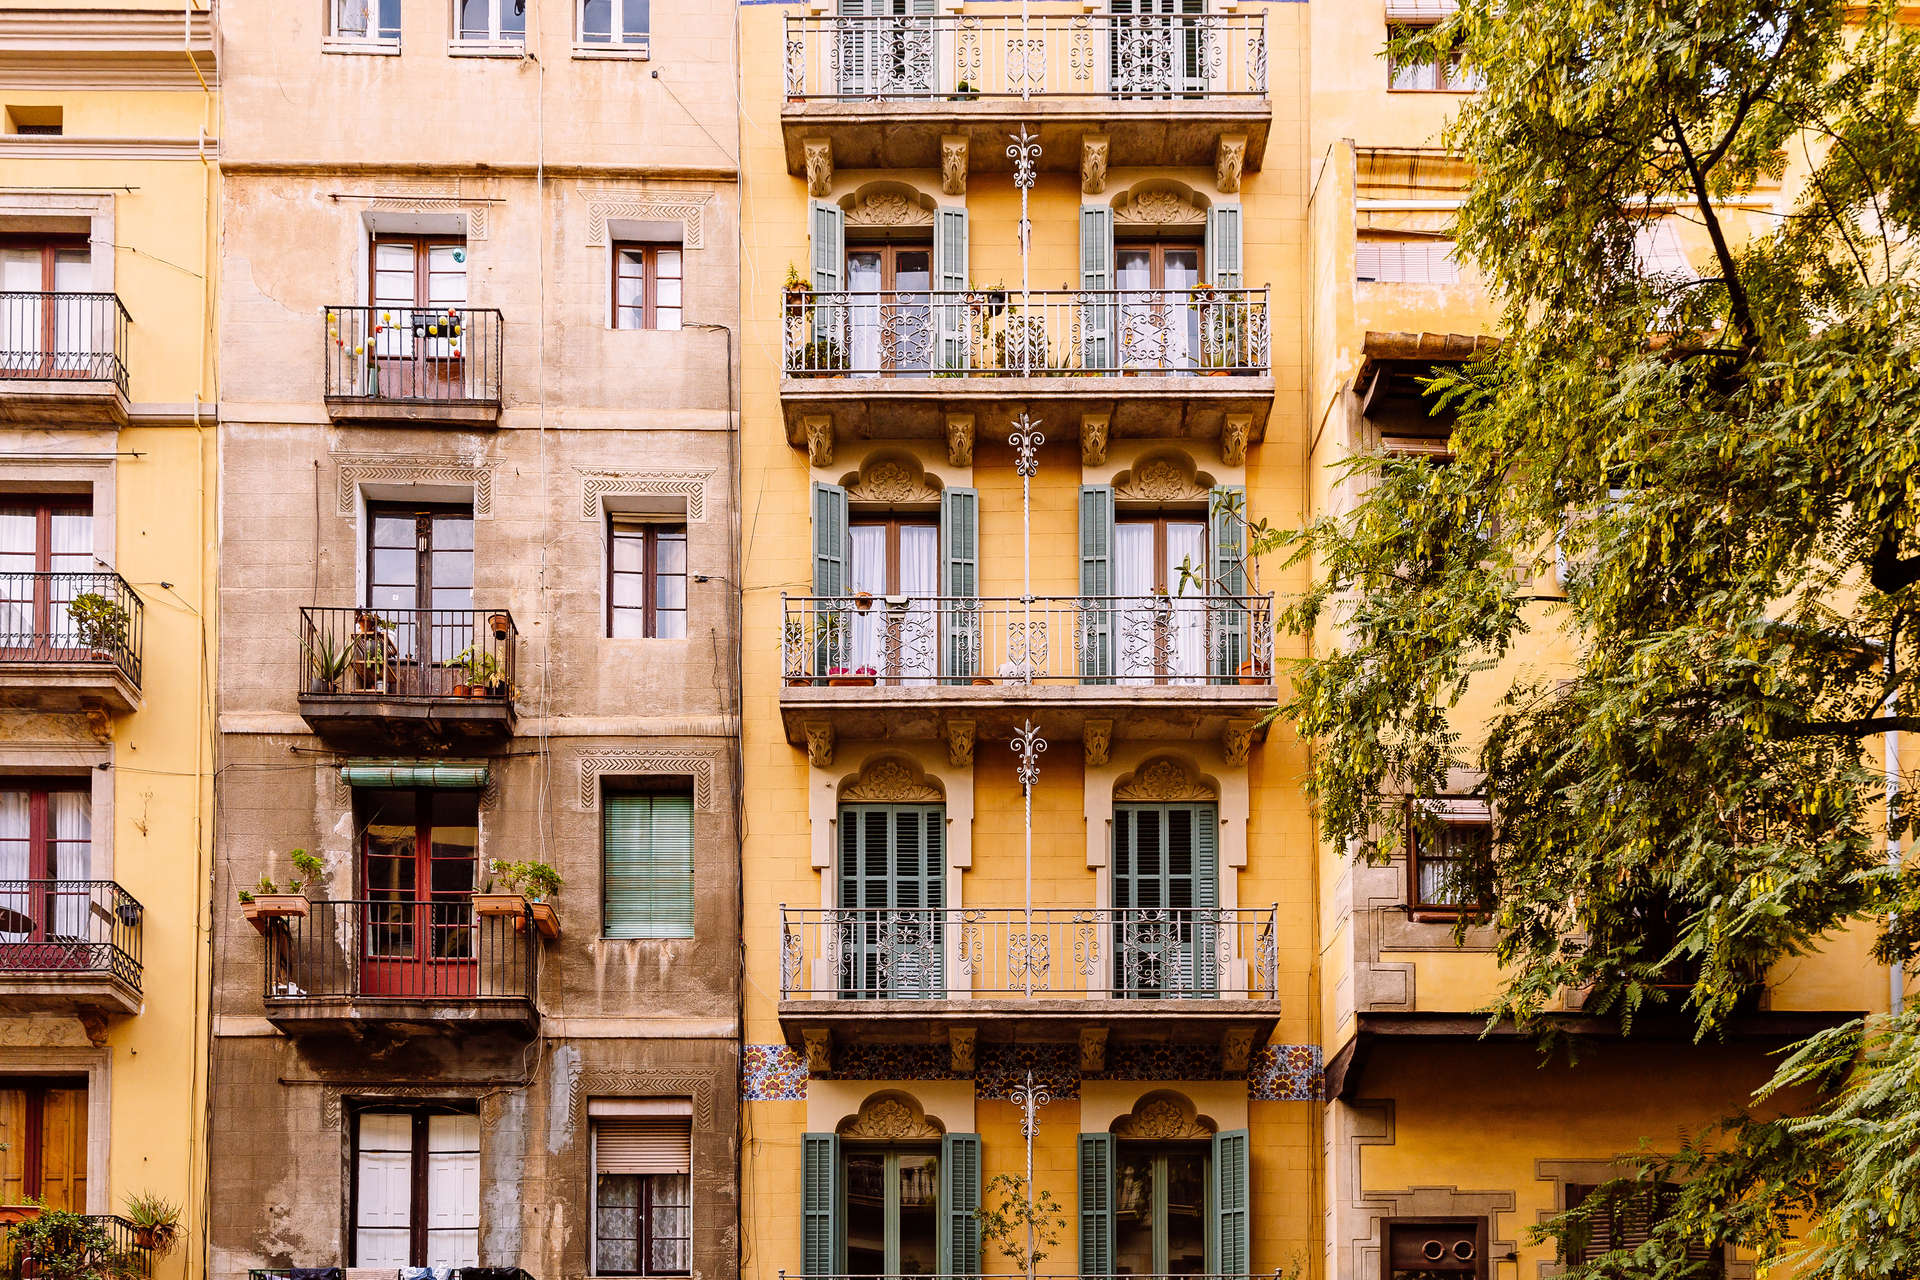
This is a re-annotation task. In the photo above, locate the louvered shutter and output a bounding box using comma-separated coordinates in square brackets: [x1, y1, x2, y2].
[1114, 804, 1219, 995]
[1567, 1184, 1722, 1273]
[1355, 237, 1461, 284]
[939, 1133, 982, 1276]
[603, 793, 696, 939]
[1206, 205, 1244, 288]
[801, 1133, 842, 1275]
[1080, 206, 1116, 370]
[1210, 1130, 1250, 1275]
[355, 1112, 414, 1266]
[839, 804, 946, 997]
[425, 1113, 481, 1268]
[934, 207, 970, 370]
[596, 1117, 693, 1174]
[810, 201, 846, 366]
[1210, 485, 1247, 679]
[940, 487, 979, 682]
[1080, 485, 1115, 682]
[813, 482, 850, 677]
[1077, 1133, 1115, 1275]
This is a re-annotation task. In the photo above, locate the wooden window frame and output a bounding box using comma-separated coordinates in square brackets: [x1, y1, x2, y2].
[1562, 1185, 1723, 1277]
[1405, 799, 1491, 919]
[1112, 1140, 1213, 1274]
[368, 234, 468, 309]
[0, 1077, 88, 1209]
[0, 235, 90, 293]
[1385, 23, 1481, 93]
[591, 1123, 693, 1280]
[608, 519, 688, 640]
[1380, 1216, 1489, 1280]
[364, 501, 474, 610]
[1113, 512, 1209, 594]
[839, 1143, 942, 1275]
[613, 243, 682, 331]
[348, 1104, 480, 1268]
[843, 240, 934, 293]
[847, 513, 937, 597]
[1112, 238, 1205, 290]
[0, 778, 90, 881]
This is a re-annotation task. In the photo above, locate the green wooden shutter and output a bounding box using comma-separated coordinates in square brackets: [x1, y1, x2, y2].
[934, 207, 970, 370]
[939, 1133, 982, 1276]
[1210, 484, 1247, 679]
[940, 487, 979, 681]
[1206, 205, 1244, 288]
[1080, 205, 1115, 370]
[1080, 485, 1115, 682]
[813, 482, 849, 598]
[1113, 803, 1219, 995]
[801, 1133, 842, 1275]
[810, 201, 846, 367]
[1078, 1133, 1115, 1275]
[839, 804, 946, 997]
[1211, 1129, 1250, 1275]
[602, 793, 695, 939]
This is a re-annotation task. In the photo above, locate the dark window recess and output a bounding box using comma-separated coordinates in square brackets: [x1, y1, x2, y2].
[609, 521, 687, 639]
[1384, 1219, 1488, 1279]
[1564, 1184, 1722, 1277]
[1407, 804, 1492, 915]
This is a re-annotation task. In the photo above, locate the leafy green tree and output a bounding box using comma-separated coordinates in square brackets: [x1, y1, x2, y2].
[1272, 2, 1920, 1276]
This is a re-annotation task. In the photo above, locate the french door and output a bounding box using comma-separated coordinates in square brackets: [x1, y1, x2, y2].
[1117, 240, 1203, 372]
[0, 239, 91, 377]
[1112, 802, 1218, 997]
[846, 243, 934, 376]
[836, 0, 937, 98]
[359, 790, 480, 997]
[1113, 1144, 1210, 1274]
[838, 804, 945, 997]
[0, 499, 94, 658]
[0, 785, 91, 966]
[369, 235, 469, 401]
[1113, 514, 1208, 683]
[843, 1147, 941, 1275]
[848, 516, 938, 682]
[353, 1109, 480, 1267]
[1108, 0, 1208, 98]
[0, 1081, 87, 1211]
[365, 503, 475, 695]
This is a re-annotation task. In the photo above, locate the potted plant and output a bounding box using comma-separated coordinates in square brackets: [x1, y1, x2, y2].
[474, 859, 530, 921]
[0, 1199, 40, 1228]
[66, 592, 129, 656]
[797, 337, 847, 374]
[1197, 288, 1247, 376]
[240, 849, 323, 933]
[480, 860, 563, 938]
[5, 1207, 141, 1280]
[953, 78, 978, 100]
[302, 626, 349, 695]
[454, 646, 503, 697]
[487, 612, 511, 640]
[826, 665, 877, 687]
[520, 861, 563, 939]
[122, 1193, 181, 1256]
[782, 262, 812, 304]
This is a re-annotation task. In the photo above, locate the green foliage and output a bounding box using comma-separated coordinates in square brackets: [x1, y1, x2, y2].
[975, 1172, 1066, 1273]
[1273, 3, 1920, 1277]
[289, 849, 323, 883]
[303, 625, 349, 683]
[488, 858, 562, 902]
[7, 1208, 142, 1280]
[65, 593, 128, 653]
[453, 645, 502, 688]
[121, 1192, 182, 1257]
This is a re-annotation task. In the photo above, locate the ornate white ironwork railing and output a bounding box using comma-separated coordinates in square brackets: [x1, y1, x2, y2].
[783, 287, 1269, 378]
[783, 12, 1268, 100]
[779, 907, 1280, 1000]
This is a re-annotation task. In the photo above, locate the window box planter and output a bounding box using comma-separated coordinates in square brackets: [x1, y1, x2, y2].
[243, 894, 311, 934]
[826, 667, 877, 687]
[0, 1206, 42, 1227]
[473, 891, 528, 919]
[1237, 659, 1264, 686]
[527, 901, 560, 939]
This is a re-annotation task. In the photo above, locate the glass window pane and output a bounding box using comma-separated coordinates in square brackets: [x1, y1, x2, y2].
[655, 248, 680, 277]
[612, 575, 645, 610]
[655, 278, 681, 308]
[843, 1153, 886, 1276]
[459, 0, 491, 37]
[500, 0, 526, 35]
[655, 308, 681, 331]
[653, 576, 685, 612]
[611, 606, 645, 639]
[583, 0, 613, 39]
[372, 547, 416, 588]
[652, 608, 685, 639]
[623, 0, 649, 39]
[612, 529, 647, 572]
[653, 532, 687, 574]
[896, 1154, 939, 1275]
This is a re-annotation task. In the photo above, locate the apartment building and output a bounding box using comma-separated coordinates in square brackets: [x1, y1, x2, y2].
[0, 4, 219, 1279]
[209, 5, 739, 1280]
[738, 5, 1318, 1280]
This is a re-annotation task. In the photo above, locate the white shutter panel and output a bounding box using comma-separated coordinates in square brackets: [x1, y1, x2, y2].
[1385, 0, 1457, 18]
[1356, 236, 1460, 284]
[595, 1117, 693, 1174]
[425, 1113, 481, 1267]
[355, 1112, 413, 1267]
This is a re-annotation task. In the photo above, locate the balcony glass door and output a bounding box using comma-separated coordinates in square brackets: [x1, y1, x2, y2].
[1114, 1144, 1209, 1274]
[0, 1081, 87, 1211]
[1113, 515, 1207, 683]
[359, 789, 480, 997]
[1112, 802, 1218, 997]
[0, 240, 90, 377]
[1109, 0, 1207, 97]
[836, 0, 936, 98]
[0, 499, 93, 658]
[849, 516, 938, 683]
[847, 243, 933, 376]
[0, 785, 90, 965]
[369, 235, 468, 400]
[838, 803, 945, 998]
[1116, 240, 1202, 372]
[844, 1147, 940, 1275]
[366, 503, 475, 695]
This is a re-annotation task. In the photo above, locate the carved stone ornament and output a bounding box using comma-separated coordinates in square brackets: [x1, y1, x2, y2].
[839, 1092, 946, 1140]
[1115, 187, 1205, 226]
[336, 453, 494, 517]
[1115, 455, 1207, 503]
[1080, 413, 1110, 466]
[580, 469, 715, 521]
[581, 185, 713, 249]
[945, 719, 976, 768]
[804, 139, 833, 197]
[579, 750, 719, 811]
[802, 1028, 833, 1074]
[841, 758, 942, 803]
[844, 192, 934, 228]
[948, 1026, 977, 1074]
[1215, 133, 1247, 195]
[1220, 1026, 1256, 1074]
[1084, 719, 1113, 768]
[849, 458, 941, 505]
[1220, 414, 1251, 467]
[1221, 719, 1255, 767]
[941, 135, 968, 195]
[946, 414, 975, 467]
[804, 722, 835, 768]
[1110, 1091, 1217, 1140]
[1081, 135, 1110, 195]
[1115, 757, 1215, 802]
[568, 1071, 718, 1129]
[1078, 1026, 1109, 1074]
[805, 416, 834, 468]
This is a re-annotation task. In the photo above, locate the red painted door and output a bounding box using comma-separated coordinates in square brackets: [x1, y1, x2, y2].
[359, 789, 480, 997]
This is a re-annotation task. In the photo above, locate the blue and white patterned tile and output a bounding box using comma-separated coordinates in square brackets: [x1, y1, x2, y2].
[1246, 1043, 1323, 1102]
[741, 1043, 808, 1101]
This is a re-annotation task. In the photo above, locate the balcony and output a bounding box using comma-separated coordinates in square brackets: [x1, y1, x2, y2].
[781, 13, 1269, 179]
[779, 593, 1274, 756]
[0, 570, 143, 713]
[782, 288, 1272, 461]
[297, 607, 518, 747]
[261, 899, 539, 1037]
[322, 305, 504, 426]
[5, 1215, 153, 1277]
[779, 907, 1279, 1070]
[0, 880, 143, 1017]
[0, 292, 131, 427]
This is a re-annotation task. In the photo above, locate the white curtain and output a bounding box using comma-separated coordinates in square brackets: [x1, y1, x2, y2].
[48, 791, 89, 937]
[1114, 523, 1156, 684]
[0, 509, 35, 643]
[0, 793, 28, 942]
[0, 250, 41, 373]
[50, 252, 90, 372]
[48, 511, 92, 647]
[897, 524, 938, 683]
[847, 525, 887, 673]
[846, 252, 882, 377]
[1165, 521, 1206, 683]
[649, 1174, 691, 1273]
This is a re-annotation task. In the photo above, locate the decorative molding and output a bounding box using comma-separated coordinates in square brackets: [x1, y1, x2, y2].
[1110, 1091, 1216, 1140]
[321, 1084, 497, 1129]
[741, 1044, 808, 1101]
[940, 135, 968, 196]
[1084, 720, 1112, 768]
[948, 1027, 976, 1074]
[579, 469, 715, 521]
[1115, 757, 1215, 802]
[578, 751, 719, 811]
[366, 182, 491, 240]
[945, 414, 974, 468]
[1081, 135, 1110, 195]
[804, 722, 835, 768]
[844, 192, 934, 228]
[1078, 1026, 1108, 1074]
[1221, 719, 1255, 767]
[848, 457, 941, 505]
[0, 137, 219, 160]
[1220, 1027, 1256, 1074]
[1080, 413, 1109, 466]
[804, 416, 834, 468]
[804, 139, 833, 197]
[1220, 414, 1251, 467]
[581, 186, 713, 249]
[802, 1028, 833, 1074]
[838, 1091, 945, 1140]
[944, 720, 975, 769]
[568, 1070, 716, 1128]
[1114, 186, 1206, 226]
[335, 453, 494, 517]
[1115, 455, 1208, 503]
[1247, 1044, 1323, 1102]
[841, 759, 942, 803]
[1215, 133, 1247, 194]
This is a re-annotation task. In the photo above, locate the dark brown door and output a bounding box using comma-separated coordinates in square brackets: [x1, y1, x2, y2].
[0, 238, 90, 378]
[359, 790, 480, 997]
[1116, 239, 1203, 369]
[369, 236, 469, 400]
[0, 1081, 87, 1210]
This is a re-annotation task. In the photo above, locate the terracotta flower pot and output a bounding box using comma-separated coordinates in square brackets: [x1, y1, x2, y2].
[473, 892, 529, 919]
[527, 901, 561, 939]
[243, 894, 310, 935]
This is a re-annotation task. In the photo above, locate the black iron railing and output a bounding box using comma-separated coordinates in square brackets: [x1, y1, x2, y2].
[0, 880, 142, 991]
[263, 899, 538, 1007]
[2, 1213, 152, 1279]
[0, 292, 131, 395]
[299, 607, 517, 709]
[324, 305, 504, 406]
[0, 570, 143, 688]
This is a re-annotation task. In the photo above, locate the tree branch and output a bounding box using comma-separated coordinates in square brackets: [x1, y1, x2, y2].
[1869, 528, 1920, 596]
[1667, 107, 1757, 346]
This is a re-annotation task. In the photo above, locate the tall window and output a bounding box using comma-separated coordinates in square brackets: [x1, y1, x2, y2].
[0, 237, 91, 375]
[609, 520, 687, 639]
[1387, 24, 1483, 91]
[367, 502, 474, 684]
[844, 1146, 939, 1274]
[334, 0, 401, 40]
[368, 236, 469, 400]
[0, 497, 93, 652]
[592, 1107, 692, 1275]
[582, 0, 650, 47]
[455, 0, 525, 41]
[839, 804, 945, 997]
[358, 790, 480, 995]
[1116, 237, 1203, 370]
[1114, 513, 1208, 683]
[1384, 1219, 1487, 1279]
[846, 241, 933, 374]
[847, 514, 937, 681]
[615, 245, 682, 330]
[602, 789, 695, 939]
[0, 783, 91, 942]
[1107, 0, 1208, 96]
[353, 1108, 480, 1267]
[1114, 1144, 1207, 1274]
[0, 1080, 88, 1210]
[1407, 802, 1491, 915]
[1112, 802, 1217, 997]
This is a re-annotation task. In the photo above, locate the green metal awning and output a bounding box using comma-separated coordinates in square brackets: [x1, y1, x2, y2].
[338, 760, 490, 790]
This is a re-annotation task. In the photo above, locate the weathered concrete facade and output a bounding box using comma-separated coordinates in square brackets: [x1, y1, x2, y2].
[210, 5, 739, 1280]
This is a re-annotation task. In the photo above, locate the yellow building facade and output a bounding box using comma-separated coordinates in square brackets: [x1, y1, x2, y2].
[0, 5, 218, 1280]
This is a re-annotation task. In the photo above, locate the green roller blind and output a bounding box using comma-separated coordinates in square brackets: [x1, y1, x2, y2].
[1210, 1129, 1250, 1274]
[1078, 1133, 1114, 1275]
[939, 1133, 982, 1275]
[338, 761, 489, 789]
[801, 1132, 842, 1275]
[602, 793, 695, 939]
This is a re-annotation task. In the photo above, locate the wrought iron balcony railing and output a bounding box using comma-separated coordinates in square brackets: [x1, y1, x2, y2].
[4, 1214, 153, 1279]
[262, 899, 538, 1007]
[784, 287, 1270, 378]
[783, 12, 1268, 101]
[323, 305, 504, 406]
[0, 570, 144, 688]
[0, 880, 142, 991]
[780, 907, 1279, 1000]
[299, 606, 518, 706]
[781, 594, 1274, 686]
[0, 292, 131, 395]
